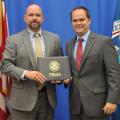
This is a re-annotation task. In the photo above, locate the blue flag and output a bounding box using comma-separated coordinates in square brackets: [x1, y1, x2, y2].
[110, 0, 120, 120]
[112, 0, 120, 63]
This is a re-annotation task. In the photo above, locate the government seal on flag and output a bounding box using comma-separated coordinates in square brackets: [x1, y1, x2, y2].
[112, 20, 120, 60]
[112, 20, 120, 39]
[112, 0, 120, 63]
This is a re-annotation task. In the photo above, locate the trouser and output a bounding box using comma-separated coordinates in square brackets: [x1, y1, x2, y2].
[70, 104, 109, 120]
[12, 89, 54, 120]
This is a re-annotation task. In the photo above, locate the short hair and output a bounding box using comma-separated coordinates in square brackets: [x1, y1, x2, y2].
[25, 3, 41, 14]
[70, 6, 90, 20]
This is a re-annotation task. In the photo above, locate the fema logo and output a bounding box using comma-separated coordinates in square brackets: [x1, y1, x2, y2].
[49, 61, 60, 72]
[112, 20, 120, 63]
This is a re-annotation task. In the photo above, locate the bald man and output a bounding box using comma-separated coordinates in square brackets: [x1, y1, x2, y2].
[1, 3, 63, 120]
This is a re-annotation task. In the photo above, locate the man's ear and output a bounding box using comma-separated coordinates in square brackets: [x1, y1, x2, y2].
[89, 19, 91, 25]
[42, 15, 44, 24]
[23, 15, 26, 23]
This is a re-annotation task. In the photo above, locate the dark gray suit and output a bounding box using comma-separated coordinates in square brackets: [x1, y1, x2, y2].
[1, 29, 63, 119]
[66, 32, 120, 119]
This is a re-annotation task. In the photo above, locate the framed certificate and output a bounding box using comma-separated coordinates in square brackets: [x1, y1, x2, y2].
[37, 56, 71, 81]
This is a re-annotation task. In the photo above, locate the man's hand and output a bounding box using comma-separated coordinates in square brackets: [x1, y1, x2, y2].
[63, 79, 71, 85]
[51, 79, 71, 85]
[103, 103, 117, 114]
[51, 80, 62, 84]
[24, 71, 46, 84]
[63, 79, 71, 88]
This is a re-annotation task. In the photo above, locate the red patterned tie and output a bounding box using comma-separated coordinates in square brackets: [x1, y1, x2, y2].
[76, 39, 83, 70]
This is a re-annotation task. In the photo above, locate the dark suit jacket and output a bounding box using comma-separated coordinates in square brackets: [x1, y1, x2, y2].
[1, 29, 63, 111]
[66, 32, 120, 117]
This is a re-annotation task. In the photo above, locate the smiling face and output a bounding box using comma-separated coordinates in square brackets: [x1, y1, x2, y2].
[24, 4, 44, 32]
[71, 8, 91, 37]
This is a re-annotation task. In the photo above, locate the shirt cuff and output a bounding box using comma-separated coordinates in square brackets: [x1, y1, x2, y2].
[21, 70, 28, 80]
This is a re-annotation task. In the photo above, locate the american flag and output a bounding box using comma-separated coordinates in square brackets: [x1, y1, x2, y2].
[0, 0, 12, 120]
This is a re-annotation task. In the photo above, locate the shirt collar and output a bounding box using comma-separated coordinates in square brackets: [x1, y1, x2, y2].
[27, 28, 42, 37]
[77, 30, 90, 42]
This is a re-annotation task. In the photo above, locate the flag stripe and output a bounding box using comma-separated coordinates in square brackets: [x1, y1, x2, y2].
[0, 0, 2, 46]
[0, 93, 6, 111]
[0, 0, 12, 120]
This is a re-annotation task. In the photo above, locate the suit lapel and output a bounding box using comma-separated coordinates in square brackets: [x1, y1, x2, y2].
[69, 33, 95, 75]
[42, 31, 50, 57]
[79, 32, 95, 73]
[22, 30, 36, 70]
[70, 38, 78, 75]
